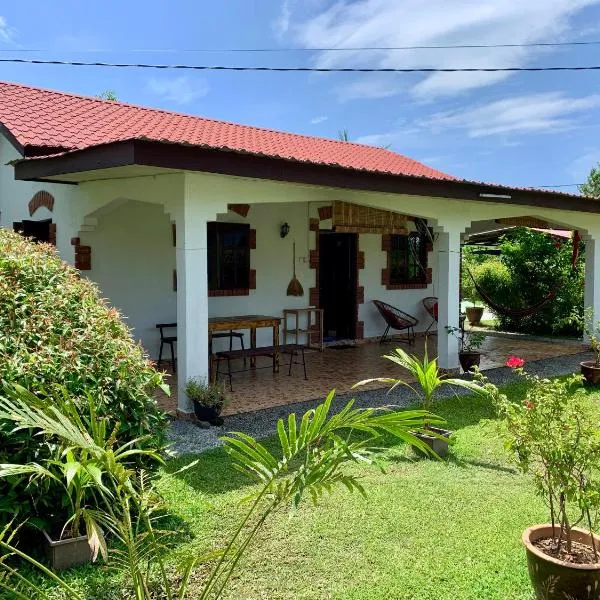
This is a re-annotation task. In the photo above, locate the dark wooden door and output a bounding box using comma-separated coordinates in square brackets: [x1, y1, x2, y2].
[318, 232, 358, 340]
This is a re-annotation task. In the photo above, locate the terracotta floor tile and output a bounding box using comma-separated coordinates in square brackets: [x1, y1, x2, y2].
[155, 335, 585, 417]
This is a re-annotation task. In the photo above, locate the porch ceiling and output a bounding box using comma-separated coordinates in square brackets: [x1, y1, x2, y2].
[13, 138, 600, 215]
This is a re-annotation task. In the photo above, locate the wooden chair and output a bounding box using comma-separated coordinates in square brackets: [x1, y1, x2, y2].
[422, 297, 439, 334]
[156, 323, 177, 372]
[372, 300, 419, 345]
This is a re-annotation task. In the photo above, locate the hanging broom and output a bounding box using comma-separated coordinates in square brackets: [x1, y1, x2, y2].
[286, 241, 304, 297]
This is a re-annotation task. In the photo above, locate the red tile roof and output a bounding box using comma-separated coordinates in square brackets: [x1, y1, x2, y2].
[0, 80, 455, 180]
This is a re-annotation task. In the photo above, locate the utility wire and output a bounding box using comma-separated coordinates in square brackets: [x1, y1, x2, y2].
[4, 40, 600, 53]
[4, 57, 600, 72]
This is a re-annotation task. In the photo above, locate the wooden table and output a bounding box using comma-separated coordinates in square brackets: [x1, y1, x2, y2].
[208, 315, 281, 379]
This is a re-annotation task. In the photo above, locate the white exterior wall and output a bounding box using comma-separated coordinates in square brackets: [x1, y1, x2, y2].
[78, 200, 177, 352]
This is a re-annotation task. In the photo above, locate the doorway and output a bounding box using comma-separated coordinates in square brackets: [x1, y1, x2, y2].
[318, 232, 358, 340]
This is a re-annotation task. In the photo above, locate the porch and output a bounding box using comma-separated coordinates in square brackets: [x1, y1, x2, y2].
[155, 333, 585, 417]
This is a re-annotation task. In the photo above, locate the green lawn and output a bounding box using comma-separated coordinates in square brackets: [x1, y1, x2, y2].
[37, 381, 600, 600]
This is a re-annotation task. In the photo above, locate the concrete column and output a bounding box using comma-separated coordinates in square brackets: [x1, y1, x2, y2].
[174, 185, 226, 414]
[584, 231, 600, 339]
[436, 228, 462, 371]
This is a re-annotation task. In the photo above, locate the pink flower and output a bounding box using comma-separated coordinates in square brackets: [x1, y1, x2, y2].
[506, 356, 525, 369]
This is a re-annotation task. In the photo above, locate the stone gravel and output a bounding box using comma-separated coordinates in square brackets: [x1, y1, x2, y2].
[166, 350, 593, 457]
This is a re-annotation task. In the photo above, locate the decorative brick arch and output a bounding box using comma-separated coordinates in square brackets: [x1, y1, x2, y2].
[28, 191, 55, 216]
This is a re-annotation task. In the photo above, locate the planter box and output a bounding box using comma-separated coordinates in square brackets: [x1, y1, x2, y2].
[414, 426, 451, 458]
[43, 530, 92, 571]
[523, 524, 600, 600]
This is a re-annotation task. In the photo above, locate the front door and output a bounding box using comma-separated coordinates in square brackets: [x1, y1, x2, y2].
[318, 232, 358, 340]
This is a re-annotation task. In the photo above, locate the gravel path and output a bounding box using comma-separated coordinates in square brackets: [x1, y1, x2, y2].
[166, 350, 593, 457]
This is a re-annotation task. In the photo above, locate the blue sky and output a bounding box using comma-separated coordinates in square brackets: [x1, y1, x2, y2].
[2, 0, 600, 191]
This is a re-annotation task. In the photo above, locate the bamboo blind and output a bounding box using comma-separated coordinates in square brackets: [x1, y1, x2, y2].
[332, 201, 409, 234]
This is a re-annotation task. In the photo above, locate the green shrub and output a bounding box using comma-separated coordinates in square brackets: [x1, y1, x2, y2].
[466, 228, 583, 336]
[0, 230, 168, 530]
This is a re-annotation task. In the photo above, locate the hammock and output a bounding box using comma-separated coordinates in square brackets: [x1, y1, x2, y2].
[466, 267, 562, 319]
[464, 229, 581, 319]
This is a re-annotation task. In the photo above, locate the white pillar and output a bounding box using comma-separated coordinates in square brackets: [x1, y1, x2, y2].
[584, 231, 600, 339]
[174, 186, 225, 414]
[436, 228, 462, 371]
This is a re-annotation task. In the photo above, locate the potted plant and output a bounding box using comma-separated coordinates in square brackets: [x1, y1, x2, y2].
[355, 346, 485, 457]
[482, 358, 600, 599]
[446, 324, 486, 373]
[581, 309, 600, 384]
[185, 378, 229, 425]
[461, 268, 485, 326]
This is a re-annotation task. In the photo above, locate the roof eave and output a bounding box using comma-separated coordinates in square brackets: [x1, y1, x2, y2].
[12, 138, 600, 214]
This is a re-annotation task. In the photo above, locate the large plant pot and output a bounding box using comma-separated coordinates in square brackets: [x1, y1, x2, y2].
[465, 306, 484, 326]
[581, 361, 600, 385]
[414, 427, 451, 458]
[192, 401, 222, 423]
[43, 530, 92, 571]
[459, 351, 481, 374]
[523, 524, 600, 600]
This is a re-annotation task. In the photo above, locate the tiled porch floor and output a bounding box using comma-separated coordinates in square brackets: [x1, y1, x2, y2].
[155, 334, 585, 417]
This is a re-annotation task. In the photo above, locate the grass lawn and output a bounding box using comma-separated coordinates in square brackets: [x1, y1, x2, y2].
[35, 380, 600, 600]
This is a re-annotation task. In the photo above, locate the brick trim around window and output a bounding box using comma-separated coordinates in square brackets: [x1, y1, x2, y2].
[381, 233, 432, 290]
[207, 227, 256, 297]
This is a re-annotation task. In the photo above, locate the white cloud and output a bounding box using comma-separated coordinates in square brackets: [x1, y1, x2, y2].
[273, 0, 292, 36]
[309, 115, 328, 124]
[568, 149, 600, 182]
[146, 76, 209, 105]
[286, 0, 600, 99]
[419, 92, 600, 137]
[0, 16, 17, 45]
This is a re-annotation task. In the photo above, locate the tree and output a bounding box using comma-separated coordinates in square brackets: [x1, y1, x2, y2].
[579, 164, 600, 197]
[97, 90, 118, 101]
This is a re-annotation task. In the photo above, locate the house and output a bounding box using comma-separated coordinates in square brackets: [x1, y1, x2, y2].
[1, 80, 599, 415]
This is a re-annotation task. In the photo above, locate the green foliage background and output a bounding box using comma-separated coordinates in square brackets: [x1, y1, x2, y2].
[0, 230, 168, 531]
[463, 228, 583, 335]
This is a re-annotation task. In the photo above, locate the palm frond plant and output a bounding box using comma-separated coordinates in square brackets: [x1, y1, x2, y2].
[355, 345, 486, 456]
[0, 386, 441, 599]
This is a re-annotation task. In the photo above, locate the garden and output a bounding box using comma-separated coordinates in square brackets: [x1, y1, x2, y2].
[3, 229, 600, 600]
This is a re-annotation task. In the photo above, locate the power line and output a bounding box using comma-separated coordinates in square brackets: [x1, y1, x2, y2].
[3, 57, 600, 73]
[534, 183, 583, 188]
[4, 40, 600, 53]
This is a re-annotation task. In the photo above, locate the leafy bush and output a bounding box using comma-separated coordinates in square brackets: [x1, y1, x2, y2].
[481, 362, 600, 561]
[185, 378, 229, 409]
[466, 228, 583, 336]
[0, 230, 168, 530]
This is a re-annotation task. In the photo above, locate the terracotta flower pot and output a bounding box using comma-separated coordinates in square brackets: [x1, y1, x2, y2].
[414, 426, 451, 458]
[465, 306, 484, 326]
[43, 530, 92, 571]
[581, 361, 600, 385]
[459, 351, 481, 374]
[523, 524, 600, 600]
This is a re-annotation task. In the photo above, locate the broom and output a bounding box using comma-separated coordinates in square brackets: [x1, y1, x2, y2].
[286, 241, 304, 297]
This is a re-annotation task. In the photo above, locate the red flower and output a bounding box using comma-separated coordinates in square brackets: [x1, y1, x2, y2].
[525, 401, 534, 410]
[555, 242, 562, 249]
[506, 356, 525, 368]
